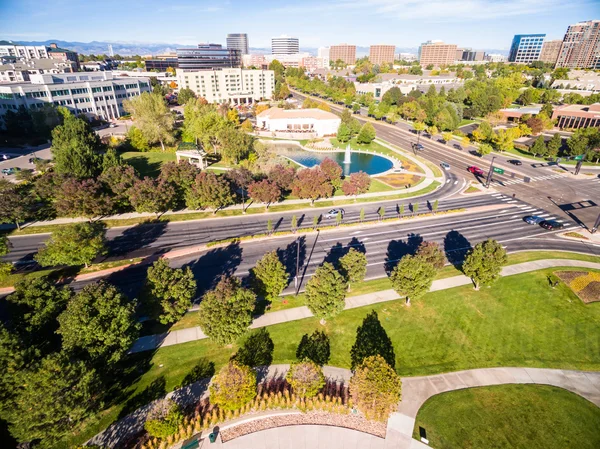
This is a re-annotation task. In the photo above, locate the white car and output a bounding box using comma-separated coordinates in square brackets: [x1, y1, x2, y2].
[392, 167, 405, 173]
[109, 123, 117, 128]
[0, 154, 10, 160]
[440, 162, 451, 170]
[324, 209, 345, 219]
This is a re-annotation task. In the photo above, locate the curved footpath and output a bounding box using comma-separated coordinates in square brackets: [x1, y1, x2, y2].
[131, 259, 600, 353]
[88, 364, 600, 449]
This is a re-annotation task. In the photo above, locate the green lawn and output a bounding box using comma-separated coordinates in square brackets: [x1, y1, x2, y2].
[413, 384, 600, 449]
[121, 151, 177, 177]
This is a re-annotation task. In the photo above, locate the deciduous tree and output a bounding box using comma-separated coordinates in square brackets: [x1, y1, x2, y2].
[349, 355, 401, 420]
[55, 178, 114, 218]
[199, 276, 255, 345]
[145, 258, 197, 324]
[35, 222, 107, 268]
[304, 262, 347, 323]
[479, 143, 493, 156]
[268, 164, 296, 191]
[531, 135, 548, 157]
[286, 361, 325, 398]
[124, 92, 175, 151]
[337, 123, 352, 143]
[416, 241, 446, 269]
[186, 172, 235, 212]
[99, 164, 139, 209]
[462, 238, 507, 289]
[291, 167, 334, 205]
[341, 171, 371, 199]
[338, 248, 367, 290]
[357, 122, 376, 144]
[57, 281, 140, 364]
[144, 399, 184, 438]
[389, 255, 435, 305]
[209, 362, 256, 411]
[177, 88, 196, 105]
[247, 179, 281, 208]
[249, 251, 288, 301]
[129, 177, 177, 214]
[547, 133, 562, 158]
[320, 158, 343, 189]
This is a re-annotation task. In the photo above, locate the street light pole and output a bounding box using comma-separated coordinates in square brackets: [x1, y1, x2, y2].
[485, 156, 496, 188]
[294, 238, 300, 292]
[241, 187, 246, 214]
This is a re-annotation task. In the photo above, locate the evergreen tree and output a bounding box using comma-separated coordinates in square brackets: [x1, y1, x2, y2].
[350, 310, 395, 370]
[337, 123, 352, 143]
[547, 133, 562, 158]
[296, 330, 330, 365]
[531, 135, 548, 157]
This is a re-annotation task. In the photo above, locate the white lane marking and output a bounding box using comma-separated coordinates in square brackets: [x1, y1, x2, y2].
[446, 179, 450, 184]
[349, 231, 362, 235]
[512, 226, 527, 230]
[507, 200, 518, 203]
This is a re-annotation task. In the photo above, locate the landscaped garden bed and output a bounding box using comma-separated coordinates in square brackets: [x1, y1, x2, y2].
[555, 270, 600, 303]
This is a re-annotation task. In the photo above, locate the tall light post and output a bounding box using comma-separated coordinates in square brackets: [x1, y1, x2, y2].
[294, 238, 300, 292]
[485, 156, 496, 188]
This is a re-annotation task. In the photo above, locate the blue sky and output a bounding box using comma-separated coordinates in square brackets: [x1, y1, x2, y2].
[1, 0, 598, 50]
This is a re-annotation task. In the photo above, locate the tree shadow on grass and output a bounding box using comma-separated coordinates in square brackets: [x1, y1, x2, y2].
[118, 375, 166, 419]
[350, 310, 395, 371]
[125, 156, 162, 178]
[385, 233, 423, 274]
[443, 230, 472, 271]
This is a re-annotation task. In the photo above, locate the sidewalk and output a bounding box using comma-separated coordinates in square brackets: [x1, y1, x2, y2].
[130, 258, 600, 353]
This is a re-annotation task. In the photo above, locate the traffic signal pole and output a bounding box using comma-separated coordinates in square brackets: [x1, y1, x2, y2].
[485, 156, 496, 188]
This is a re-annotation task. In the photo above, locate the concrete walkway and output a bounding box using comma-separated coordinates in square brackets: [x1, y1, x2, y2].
[130, 259, 600, 353]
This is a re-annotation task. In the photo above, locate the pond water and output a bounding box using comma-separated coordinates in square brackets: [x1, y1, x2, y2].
[272, 144, 394, 175]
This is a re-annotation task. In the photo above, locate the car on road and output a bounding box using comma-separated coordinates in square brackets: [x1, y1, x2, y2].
[1, 168, 16, 175]
[524, 215, 545, 225]
[453, 143, 462, 150]
[324, 208, 345, 219]
[0, 154, 10, 160]
[109, 123, 117, 128]
[467, 166, 484, 176]
[440, 162, 451, 170]
[539, 220, 564, 230]
[413, 143, 424, 151]
[508, 159, 522, 166]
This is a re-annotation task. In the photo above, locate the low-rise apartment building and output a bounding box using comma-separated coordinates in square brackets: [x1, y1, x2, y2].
[0, 59, 77, 83]
[176, 68, 274, 104]
[552, 103, 600, 129]
[0, 71, 151, 121]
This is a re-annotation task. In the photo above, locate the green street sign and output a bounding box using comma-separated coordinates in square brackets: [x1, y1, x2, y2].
[574, 155, 584, 161]
[493, 167, 505, 174]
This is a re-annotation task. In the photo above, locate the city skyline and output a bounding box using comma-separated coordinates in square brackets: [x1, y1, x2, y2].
[1, 0, 597, 50]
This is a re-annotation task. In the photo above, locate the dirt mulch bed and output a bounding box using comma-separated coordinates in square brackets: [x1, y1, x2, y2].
[555, 271, 600, 303]
[377, 173, 422, 188]
[220, 411, 387, 442]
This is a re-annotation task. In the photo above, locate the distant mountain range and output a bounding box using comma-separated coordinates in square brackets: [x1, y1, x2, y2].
[12, 39, 507, 57]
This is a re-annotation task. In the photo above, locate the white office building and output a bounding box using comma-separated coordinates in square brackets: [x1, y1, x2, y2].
[265, 52, 310, 68]
[271, 35, 299, 55]
[0, 42, 49, 60]
[318, 47, 330, 67]
[256, 107, 341, 137]
[0, 59, 77, 83]
[176, 68, 275, 104]
[226, 33, 249, 55]
[0, 71, 151, 121]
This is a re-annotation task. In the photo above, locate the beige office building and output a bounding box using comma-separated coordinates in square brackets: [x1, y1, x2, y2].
[556, 20, 600, 69]
[539, 39, 563, 65]
[369, 45, 395, 65]
[329, 44, 357, 66]
[418, 41, 458, 67]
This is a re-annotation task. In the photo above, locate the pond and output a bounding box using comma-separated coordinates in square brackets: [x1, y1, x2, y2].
[272, 144, 394, 176]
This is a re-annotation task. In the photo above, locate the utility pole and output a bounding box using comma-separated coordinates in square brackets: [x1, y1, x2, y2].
[592, 211, 600, 234]
[241, 187, 246, 214]
[485, 156, 496, 188]
[294, 238, 300, 292]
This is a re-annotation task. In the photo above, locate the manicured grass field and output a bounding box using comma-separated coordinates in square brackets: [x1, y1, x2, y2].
[413, 384, 600, 449]
[121, 151, 176, 177]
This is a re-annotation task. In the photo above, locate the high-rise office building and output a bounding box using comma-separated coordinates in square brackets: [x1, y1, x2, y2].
[226, 33, 249, 55]
[418, 41, 457, 67]
[318, 47, 330, 67]
[556, 20, 600, 69]
[508, 34, 545, 63]
[457, 49, 485, 62]
[271, 35, 299, 55]
[539, 39, 563, 65]
[369, 45, 396, 65]
[329, 44, 357, 65]
[176, 44, 241, 70]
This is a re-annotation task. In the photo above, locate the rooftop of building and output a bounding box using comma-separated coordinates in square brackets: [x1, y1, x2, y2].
[499, 105, 542, 115]
[0, 59, 75, 71]
[554, 103, 600, 113]
[257, 107, 340, 120]
[47, 47, 75, 53]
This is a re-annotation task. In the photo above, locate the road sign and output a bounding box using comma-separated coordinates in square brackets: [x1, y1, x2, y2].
[574, 155, 584, 161]
[492, 167, 504, 174]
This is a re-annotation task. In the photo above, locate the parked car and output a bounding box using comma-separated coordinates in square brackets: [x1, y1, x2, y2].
[1, 168, 16, 175]
[468, 166, 484, 176]
[524, 215, 545, 225]
[440, 162, 451, 170]
[392, 167, 405, 173]
[324, 208, 345, 219]
[508, 159, 522, 166]
[109, 123, 117, 128]
[539, 220, 564, 230]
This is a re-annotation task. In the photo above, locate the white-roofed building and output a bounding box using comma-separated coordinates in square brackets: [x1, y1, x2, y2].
[256, 107, 341, 137]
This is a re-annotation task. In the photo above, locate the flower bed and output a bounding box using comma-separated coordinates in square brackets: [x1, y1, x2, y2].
[220, 410, 387, 442]
[555, 270, 600, 303]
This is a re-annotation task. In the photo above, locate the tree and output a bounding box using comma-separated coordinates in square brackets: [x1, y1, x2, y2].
[462, 239, 508, 289]
[531, 135, 548, 157]
[158, 160, 201, 207]
[144, 399, 184, 439]
[216, 126, 253, 163]
[547, 133, 562, 158]
[209, 362, 256, 411]
[350, 310, 395, 370]
[0, 183, 29, 230]
[58, 281, 139, 364]
[186, 172, 235, 213]
[177, 87, 196, 105]
[129, 177, 176, 214]
[199, 276, 256, 345]
[341, 171, 371, 199]
[566, 133, 588, 157]
[389, 255, 435, 305]
[7, 277, 71, 340]
[296, 330, 330, 366]
[357, 122, 376, 144]
[478, 143, 493, 156]
[320, 158, 343, 189]
[0, 234, 12, 281]
[304, 262, 347, 323]
[413, 122, 426, 139]
[247, 179, 281, 208]
[51, 107, 103, 178]
[442, 131, 453, 143]
[250, 251, 288, 301]
[349, 355, 401, 421]
[241, 118, 253, 132]
[6, 352, 102, 444]
[339, 248, 367, 291]
[126, 125, 151, 152]
[291, 167, 334, 205]
[526, 116, 544, 135]
[145, 258, 197, 324]
[471, 121, 492, 143]
[268, 164, 296, 191]
[226, 108, 240, 125]
[286, 361, 325, 398]
[55, 177, 114, 218]
[416, 241, 445, 269]
[102, 148, 122, 172]
[124, 92, 175, 151]
[492, 129, 515, 152]
[35, 222, 106, 268]
[337, 123, 352, 143]
[231, 328, 274, 367]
